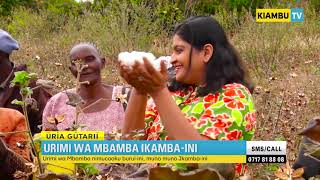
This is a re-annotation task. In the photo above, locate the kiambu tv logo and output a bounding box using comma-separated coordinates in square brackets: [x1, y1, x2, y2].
[256, 8, 304, 22]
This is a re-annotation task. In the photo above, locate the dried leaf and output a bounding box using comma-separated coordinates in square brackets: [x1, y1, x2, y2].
[25, 162, 37, 173]
[65, 91, 85, 107]
[33, 156, 39, 170]
[132, 132, 146, 140]
[285, 161, 292, 175]
[290, 73, 298, 77]
[107, 127, 123, 140]
[116, 93, 128, 105]
[269, 77, 277, 81]
[48, 75, 55, 80]
[292, 168, 304, 178]
[254, 86, 263, 90]
[70, 123, 80, 131]
[28, 73, 38, 80]
[16, 141, 28, 148]
[47, 116, 56, 124]
[113, 133, 122, 140]
[274, 171, 289, 179]
[36, 79, 55, 89]
[13, 170, 29, 179]
[264, 89, 271, 93]
[55, 114, 65, 123]
[25, 97, 38, 111]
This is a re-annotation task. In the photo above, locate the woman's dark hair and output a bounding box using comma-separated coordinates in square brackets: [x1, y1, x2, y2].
[168, 16, 253, 96]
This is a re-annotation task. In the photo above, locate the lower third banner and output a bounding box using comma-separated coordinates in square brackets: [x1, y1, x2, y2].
[40, 140, 286, 163]
[41, 140, 247, 163]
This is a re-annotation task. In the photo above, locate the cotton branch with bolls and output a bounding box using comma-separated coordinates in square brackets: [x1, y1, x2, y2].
[9, 71, 54, 175]
[69, 59, 89, 131]
[68, 59, 97, 178]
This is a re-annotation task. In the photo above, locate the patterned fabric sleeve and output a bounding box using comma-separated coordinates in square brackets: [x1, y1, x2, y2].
[196, 84, 256, 141]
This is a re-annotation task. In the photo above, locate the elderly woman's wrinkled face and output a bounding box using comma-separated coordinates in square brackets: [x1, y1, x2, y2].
[69, 45, 105, 85]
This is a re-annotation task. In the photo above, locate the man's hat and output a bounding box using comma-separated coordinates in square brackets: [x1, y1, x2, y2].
[0, 29, 19, 54]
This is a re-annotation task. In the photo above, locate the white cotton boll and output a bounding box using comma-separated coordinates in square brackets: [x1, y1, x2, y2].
[125, 60, 136, 67]
[131, 51, 144, 64]
[152, 60, 162, 71]
[153, 56, 172, 70]
[158, 56, 172, 68]
[118, 51, 161, 70]
[118, 52, 130, 63]
[130, 51, 156, 63]
[143, 52, 156, 62]
[118, 51, 138, 67]
[118, 52, 130, 62]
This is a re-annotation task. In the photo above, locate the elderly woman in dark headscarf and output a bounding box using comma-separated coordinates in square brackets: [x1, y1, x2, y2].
[0, 29, 51, 135]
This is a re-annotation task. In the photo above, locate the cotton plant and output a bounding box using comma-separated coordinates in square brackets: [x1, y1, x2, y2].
[9, 71, 46, 174]
[118, 51, 172, 71]
[105, 127, 146, 140]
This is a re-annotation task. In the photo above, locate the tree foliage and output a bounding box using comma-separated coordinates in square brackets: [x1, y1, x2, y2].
[2, 0, 317, 31]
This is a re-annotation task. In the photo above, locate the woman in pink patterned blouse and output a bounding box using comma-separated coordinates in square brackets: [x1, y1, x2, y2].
[42, 43, 126, 133]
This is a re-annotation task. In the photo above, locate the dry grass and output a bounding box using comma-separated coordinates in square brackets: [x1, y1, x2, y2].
[4, 3, 320, 178]
[231, 9, 320, 177]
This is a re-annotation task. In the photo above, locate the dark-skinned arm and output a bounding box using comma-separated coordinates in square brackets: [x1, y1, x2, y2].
[122, 88, 148, 134]
[119, 63, 149, 135]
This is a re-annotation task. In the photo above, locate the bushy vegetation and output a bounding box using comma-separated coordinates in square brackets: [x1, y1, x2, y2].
[0, 0, 319, 178]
